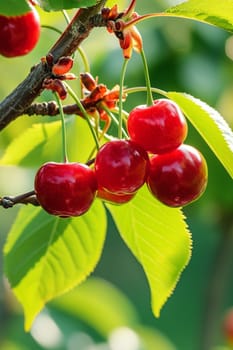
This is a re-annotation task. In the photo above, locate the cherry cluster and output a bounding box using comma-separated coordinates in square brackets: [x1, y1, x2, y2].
[0, 1, 207, 216]
[34, 99, 208, 218]
[127, 99, 208, 207]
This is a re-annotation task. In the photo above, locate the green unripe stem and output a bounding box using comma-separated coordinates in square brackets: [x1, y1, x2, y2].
[77, 46, 90, 72]
[65, 83, 100, 151]
[41, 25, 62, 35]
[54, 92, 69, 163]
[101, 104, 128, 139]
[118, 58, 129, 139]
[62, 10, 70, 25]
[140, 49, 154, 106]
[125, 86, 168, 98]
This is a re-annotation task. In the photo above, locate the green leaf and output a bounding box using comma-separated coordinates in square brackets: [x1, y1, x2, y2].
[4, 200, 107, 330]
[107, 186, 191, 318]
[37, 0, 97, 11]
[167, 92, 233, 179]
[0, 118, 96, 167]
[53, 278, 177, 349]
[52, 277, 139, 338]
[0, 121, 61, 166]
[0, 0, 30, 16]
[166, 0, 233, 33]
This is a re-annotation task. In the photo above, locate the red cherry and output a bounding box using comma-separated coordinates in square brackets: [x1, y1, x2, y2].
[127, 99, 188, 154]
[147, 144, 208, 207]
[0, 4, 40, 58]
[94, 139, 149, 195]
[34, 162, 97, 217]
[97, 186, 135, 205]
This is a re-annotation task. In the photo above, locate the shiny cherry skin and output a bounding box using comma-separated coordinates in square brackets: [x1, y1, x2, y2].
[34, 162, 97, 217]
[97, 186, 135, 205]
[147, 144, 208, 207]
[94, 139, 149, 195]
[127, 99, 188, 154]
[0, 4, 40, 57]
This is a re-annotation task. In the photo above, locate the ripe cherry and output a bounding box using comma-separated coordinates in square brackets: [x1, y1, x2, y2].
[97, 186, 135, 205]
[0, 4, 40, 58]
[147, 144, 208, 207]
[34, 162, 97, 217]
[127, 99, 188, 154]
[94, 139, 149, 195]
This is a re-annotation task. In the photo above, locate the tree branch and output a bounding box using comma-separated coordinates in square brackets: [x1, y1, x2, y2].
[25, 96, 108, 117]
[0, 191, 38, 208]
[0, 1, 107, 131]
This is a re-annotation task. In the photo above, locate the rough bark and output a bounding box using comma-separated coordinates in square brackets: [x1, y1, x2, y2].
[0, 1, 106, 131]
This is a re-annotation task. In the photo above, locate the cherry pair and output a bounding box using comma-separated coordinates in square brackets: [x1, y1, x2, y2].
[34, 139, 149, 217]
[127, 98, 208, 207]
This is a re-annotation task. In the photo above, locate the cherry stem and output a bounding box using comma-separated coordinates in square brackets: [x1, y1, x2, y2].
[101, 104, 128, 138]
[41, 25, 63, 35]
[118, 58, 129, 139]
[140, 49, 154, 106]
[77, 46, 90, 72]
[86, 158, 95, 166]
[125, 86, 168, 97]
[113, 107, 129, 128]
[62, 10, 70, 25]
[123, 12, 183, 30]
[65, 83, 100, 151]
[54, 92, 69, 163]
[124, 0, 136, 19]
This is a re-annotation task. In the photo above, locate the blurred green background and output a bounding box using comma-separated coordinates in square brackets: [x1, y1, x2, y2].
[0, 1, 233, 349]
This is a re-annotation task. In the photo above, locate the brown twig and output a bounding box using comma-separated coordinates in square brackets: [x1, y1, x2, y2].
[25, 99, 100, 117]
[0, 1, 107, 131]
[0, 191, 39, 208]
